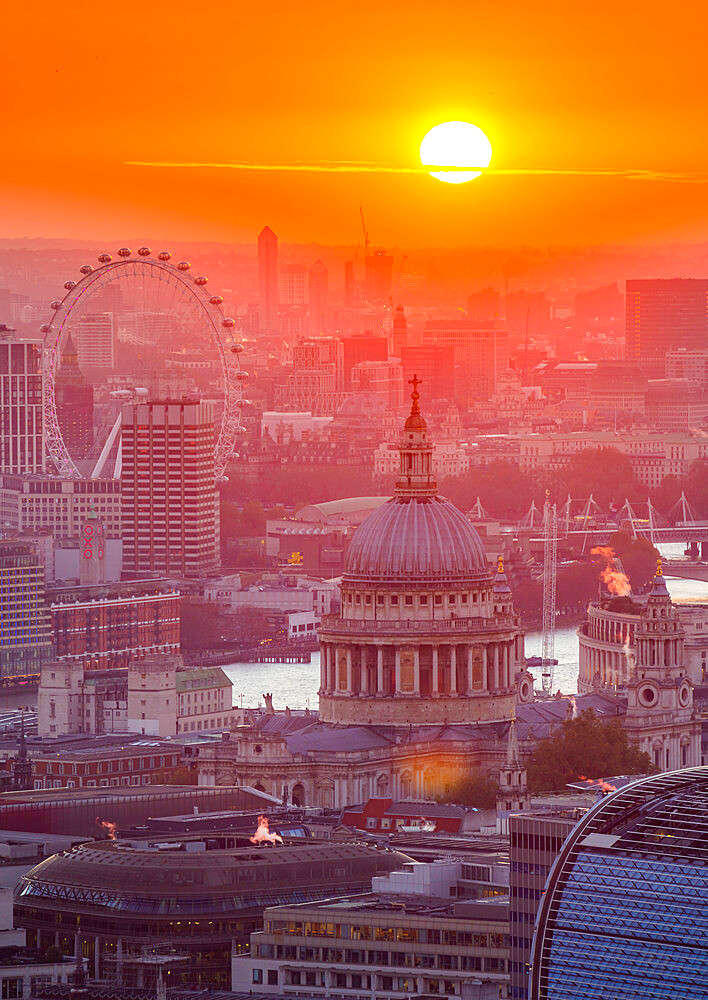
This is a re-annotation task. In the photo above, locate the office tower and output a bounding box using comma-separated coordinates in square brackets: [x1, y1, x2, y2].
[279, 265, 307, 305]
[626, 278, 708, 375]
[509, 810, 581, 999]
[423, 321, 509, 406]
[340, 333, 388, 390]
[53, 331, 94, 458]
[258, 226, 278, 331]
[350, 359, 404, 408]
[308, 259, 329, 333]
[528, 768, 708, 1000]
[74, 312, 114, 369]
[364, 248, 393, 303]
[467, 287, 501, 322]
[0, 326, 44, 475]
[574, 282, 624, 326]
[0, 541, 53, 683]
[391, 304, 408, 357]
[121, 400, 218, 578]
[400, 344, 456, 401]
[344, 260, 356, 308]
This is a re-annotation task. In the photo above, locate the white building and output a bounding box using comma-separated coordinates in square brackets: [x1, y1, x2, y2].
[75, 312, 115, 368]
[0, 474, 121, 541]
[203, 575, 338, 617]
[374, 440, 470, 478]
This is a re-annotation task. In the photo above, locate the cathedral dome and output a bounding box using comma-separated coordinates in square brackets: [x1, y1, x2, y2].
[344, 494, 490, 584]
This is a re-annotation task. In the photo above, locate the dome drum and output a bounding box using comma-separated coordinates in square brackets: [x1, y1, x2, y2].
[317, 632, 525, 725]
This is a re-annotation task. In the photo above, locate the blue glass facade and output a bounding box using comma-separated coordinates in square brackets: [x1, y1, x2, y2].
[530, 768, 708, 1000]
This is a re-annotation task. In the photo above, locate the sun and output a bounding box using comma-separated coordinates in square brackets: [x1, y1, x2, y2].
[419, 121, 493, 183]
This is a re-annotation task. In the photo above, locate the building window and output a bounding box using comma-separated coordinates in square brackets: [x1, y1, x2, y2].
[252, 970, 263, 985]
[2, 978, 22, 998]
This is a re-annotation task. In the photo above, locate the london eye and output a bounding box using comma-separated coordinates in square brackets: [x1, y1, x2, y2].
[40, 248, 246, 480]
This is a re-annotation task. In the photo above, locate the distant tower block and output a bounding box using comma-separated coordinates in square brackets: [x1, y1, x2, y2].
[392, 305, 408, 358]
[308, 260, 329, 334]
[258, 226, 278, 331]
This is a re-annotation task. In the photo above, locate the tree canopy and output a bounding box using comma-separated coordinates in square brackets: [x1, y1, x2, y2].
[437, 770, 498, 809]
[527, 709, 653, 792]
[606, 530, 660, 592]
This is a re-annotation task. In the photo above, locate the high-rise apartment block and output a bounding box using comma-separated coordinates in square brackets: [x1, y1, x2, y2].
[74, 312, 115, 369]
[0, 327, 44, 475]
[626, 278, 708, 375]
[121, 400, 218, 578]
[0, 541, 53, 683]
[258, 226, 278, 331]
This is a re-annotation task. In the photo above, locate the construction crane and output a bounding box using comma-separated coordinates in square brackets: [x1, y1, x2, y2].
[541, 497, 558, 696]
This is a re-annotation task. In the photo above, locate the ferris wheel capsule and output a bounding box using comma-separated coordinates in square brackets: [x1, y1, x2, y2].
[79, 265, 93, 275]
[222, 317, 236, 327]
[50, 300, 63, 310]
[194, 275, 208, 286]
[209, 295, 223, 305]
[157, 251, 171, 261]
[235, 371, 249, 380]
[64, 280, 77, 291]
[177, 261, 191, 271]
[97, 253, 112, 264]
[117, 248, 131, 257]
[40, 323, 51, 333]
[229, 343, 244, 353]
[137, 247, 151, 256]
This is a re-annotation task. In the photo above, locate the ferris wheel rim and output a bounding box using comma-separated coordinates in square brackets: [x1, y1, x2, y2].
[41, 253, 243, 481]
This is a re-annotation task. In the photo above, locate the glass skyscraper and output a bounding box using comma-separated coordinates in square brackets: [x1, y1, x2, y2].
[529, 767, 708, 1000]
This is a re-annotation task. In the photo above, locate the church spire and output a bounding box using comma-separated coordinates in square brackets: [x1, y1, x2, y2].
[394, 375, 438, 500]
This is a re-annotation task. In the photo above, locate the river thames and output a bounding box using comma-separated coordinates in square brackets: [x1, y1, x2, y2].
[222, 567, 708, 712]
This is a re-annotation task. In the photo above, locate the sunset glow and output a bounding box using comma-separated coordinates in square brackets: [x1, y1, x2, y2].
[419, 121, 493, 183]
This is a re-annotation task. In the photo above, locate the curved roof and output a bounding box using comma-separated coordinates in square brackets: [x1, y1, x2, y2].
[16, 840, 410, 918]
[344, 495, 490, 585]
[529, 767, 708, 1000]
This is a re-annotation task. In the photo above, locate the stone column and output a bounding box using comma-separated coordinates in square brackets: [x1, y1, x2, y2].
[449, 646, 457, 694]
[483, 646, 489, 691]
[360, 646, 368, 695]
[94, 937, 100, 978]
[493, 644, 500, 691]
[413, 647, 420, 695]
[395, 647, 401, 694]
[377, 647, 384, 695]
[346, 649, 353, 694]
[320, 647, 327, 693]
[432, 646, 439, 695]
[466, 646, 474, 695]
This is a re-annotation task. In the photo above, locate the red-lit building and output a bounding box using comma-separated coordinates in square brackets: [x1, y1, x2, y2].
[341, 797, 467, 835]
[49, 582, 180, 670]
[29, 741, 185, 791]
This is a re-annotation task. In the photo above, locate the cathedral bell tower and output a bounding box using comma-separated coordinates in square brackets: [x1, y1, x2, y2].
[496, 713, 529, 833]
[624, 559, 699, 771]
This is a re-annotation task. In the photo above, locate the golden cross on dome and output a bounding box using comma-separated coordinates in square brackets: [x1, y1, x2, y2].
[498, 555, 504, 574]
[656, 556, 663, 576]
[408, 373, 422, 415]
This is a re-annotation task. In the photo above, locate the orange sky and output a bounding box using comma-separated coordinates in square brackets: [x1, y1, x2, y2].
[4, 0, 708, 247]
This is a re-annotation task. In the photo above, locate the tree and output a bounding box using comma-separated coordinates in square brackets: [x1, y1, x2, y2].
[684, 459, 708, 518]
[527, 709, 653, 792]
[607, 530, 660, 592]
[437, 770, 498, 809]
[562, 447, 641, 507]
[440, 460, 535, 518]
